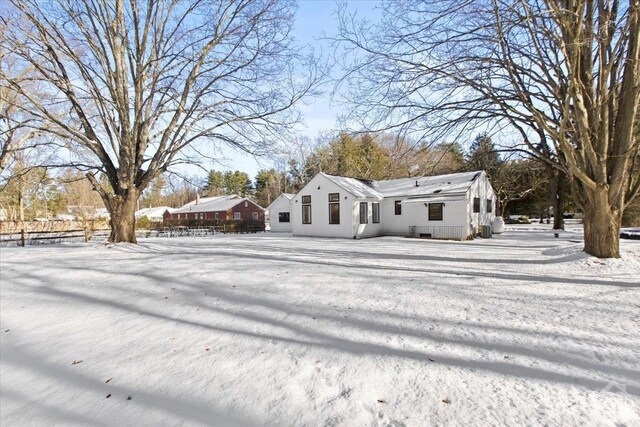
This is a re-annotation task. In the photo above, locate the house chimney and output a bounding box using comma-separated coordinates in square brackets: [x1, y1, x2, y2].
[196, 194, 201, 205]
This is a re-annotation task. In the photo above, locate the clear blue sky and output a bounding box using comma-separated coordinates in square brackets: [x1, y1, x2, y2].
[212, 0, 381, 179]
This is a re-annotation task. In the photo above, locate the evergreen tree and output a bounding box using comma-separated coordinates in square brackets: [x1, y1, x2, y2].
[465, 134, 502, 179]
[255, 169, 287, 207]
[203, 170, 225, 197]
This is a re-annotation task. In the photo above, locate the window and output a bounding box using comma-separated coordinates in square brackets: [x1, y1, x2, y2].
[359, 202, 368, 224]
[429, 203, 444, 221]
[329, 193, 340, 224]
[329, 202, 340, 224]
[372, 203, 380, 223]
[302, 205, 311, 224]
[252, 212, 259, 221]
[278, 212, 290, 223]
[302, 195, 311, 224]
[215, 212, 219, 220]
[234, 212, 241, 220]
[473, 197, 480, 213]
[177, 214, 181, 219]
[244, 201, 248, 207]
[487, 199, 492, 213]
[395, 200, 402, 215]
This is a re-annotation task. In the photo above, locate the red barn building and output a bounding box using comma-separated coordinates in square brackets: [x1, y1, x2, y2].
[164, 195, 265, 229]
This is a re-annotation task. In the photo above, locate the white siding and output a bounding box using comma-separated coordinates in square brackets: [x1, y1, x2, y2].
[467, 173, 497, 235]
[354, 200, 385, 238]
[291, 174, 357, 238]
[268, 195, 293, 232]
[381, 198, 468, 237]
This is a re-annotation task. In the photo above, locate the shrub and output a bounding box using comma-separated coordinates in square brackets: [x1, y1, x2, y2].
[136, 216, 151, 229]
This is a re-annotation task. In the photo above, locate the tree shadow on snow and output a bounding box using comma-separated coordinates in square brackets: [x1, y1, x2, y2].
[9, 264, 640, 400]
[1, 340, 257, 426]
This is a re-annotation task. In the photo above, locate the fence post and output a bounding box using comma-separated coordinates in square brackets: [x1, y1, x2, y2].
[19, 191, 25, 247]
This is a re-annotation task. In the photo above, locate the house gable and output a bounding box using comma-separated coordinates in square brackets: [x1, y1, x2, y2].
[291, 174, 360, 238]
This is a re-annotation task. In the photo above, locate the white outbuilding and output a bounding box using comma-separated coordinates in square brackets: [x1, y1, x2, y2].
[288, 171, 496, 240]
[135, 206, 174, 222]
[267, 193, 295, 232]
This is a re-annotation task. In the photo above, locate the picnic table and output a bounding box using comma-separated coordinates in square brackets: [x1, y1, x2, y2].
[209, 226, 223, 234]
[155, 227, 172, 237]
[190, 228, 209, 237]
[171, 226, 189, 237]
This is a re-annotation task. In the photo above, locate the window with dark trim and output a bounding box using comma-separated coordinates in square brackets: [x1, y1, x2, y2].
[486, 199, 492, 213]
[302, 205, 311, 224]
[429, 203, 444, 221]
[359, 202, 368, 224]
[395, 200, 402, 215]
[329, 201, 340, 224]
[372, 203, 380, 223]
[278, 212, 290, 223]
[473, 197, 480, 213]
[328, 193, 340, 202]
[302, 195, 311, 224]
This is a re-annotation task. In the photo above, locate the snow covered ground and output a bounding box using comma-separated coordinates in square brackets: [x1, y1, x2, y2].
[1, 229, 639, 426]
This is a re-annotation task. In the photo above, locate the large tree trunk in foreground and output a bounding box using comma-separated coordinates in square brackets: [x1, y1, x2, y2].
[7, 0, 316, 244]
[108, 192, 138, 243]
[333, 1, 640, 258]
[582, 190, 622, 258]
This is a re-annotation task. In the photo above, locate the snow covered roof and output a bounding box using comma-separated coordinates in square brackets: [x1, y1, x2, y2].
[401, 196, 466, 204]
[267, 193, 295, 210]
[173, 195, 249, 214]
[183, 195, 240, 207]
[320, 173, 384, 199]
[320, 171, 483, 199]
[135, 206, 174, 219]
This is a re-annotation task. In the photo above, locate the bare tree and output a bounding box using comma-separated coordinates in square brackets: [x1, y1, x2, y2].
[0, 15, 41, 177]
[494, 159, 547, 218]
[5, 0, 319, 242]
[335, 0, 640, 258]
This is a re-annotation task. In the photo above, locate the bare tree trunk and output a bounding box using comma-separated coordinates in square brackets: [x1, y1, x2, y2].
[497, 197, 508, 218]
[107, 191, 138, 244]
[582, 189, 621, 258]
[547, 167, 565, 230]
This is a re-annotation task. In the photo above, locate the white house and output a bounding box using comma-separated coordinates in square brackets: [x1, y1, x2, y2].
[267, 193, 295, 232]
[135, 206, 174, 222]
[288, 171, 496, 240]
